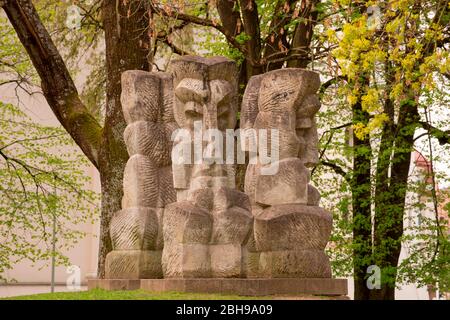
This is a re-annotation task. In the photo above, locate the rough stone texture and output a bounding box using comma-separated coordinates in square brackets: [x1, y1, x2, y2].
[241, 68, 321, 164]
[110, 207, 159, 251]
[307, 184, 321, 206]
[254, 205, 332, 252]
[89, 278, 348, 297]
[105, 71, 177, 279]
[256, 250, 331, 278]
[241, 68, 332, 278]
[105, 250, 163, 279]
[162, 243, 211, 278]
[254, 158, 309, 206]
[123, 121, 171, 166]
[122, 155, 158, 208]
[162, 56, 252, 278]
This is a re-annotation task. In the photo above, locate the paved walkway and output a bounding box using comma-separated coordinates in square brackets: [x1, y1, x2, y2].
[0, 285, 87, 298]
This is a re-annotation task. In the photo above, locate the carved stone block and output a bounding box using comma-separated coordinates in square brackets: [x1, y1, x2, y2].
[110, 207, 159, 251]
[123, 121, 171, 166]
[210, 244, 244, 278]
[254, 158, 310, 206]
[163, 202, 212, 244]
[162, 56, 251, 278]
[258, 249, 331, 278]
[105, 250, 163, 279]
[162, 243, 210, 278]
[108, 70, 176, 280]
[121, 71, 174, 125]
[122, 154, 158, 208]
[253, 204, 332, 252]
[242, 68, 333, 280]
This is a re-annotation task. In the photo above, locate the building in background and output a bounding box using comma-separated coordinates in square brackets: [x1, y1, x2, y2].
[396, 151, 449, 300]
[0, 83, 100, 296]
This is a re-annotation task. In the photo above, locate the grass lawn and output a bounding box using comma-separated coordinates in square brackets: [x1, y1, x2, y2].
[1, 288, 270, 300]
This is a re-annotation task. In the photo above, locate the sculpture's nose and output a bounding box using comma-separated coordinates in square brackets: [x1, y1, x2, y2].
[202, 102, 218, 130]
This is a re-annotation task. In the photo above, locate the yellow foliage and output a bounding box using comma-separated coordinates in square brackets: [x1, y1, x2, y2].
[353, 113, 390, 139]
[361, 88, 381, 113]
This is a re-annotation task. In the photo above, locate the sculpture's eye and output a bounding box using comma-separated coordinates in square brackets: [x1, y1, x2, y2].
[175, 79, 207, 104]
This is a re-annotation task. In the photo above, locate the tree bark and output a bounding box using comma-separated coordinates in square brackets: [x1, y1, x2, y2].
[287, 0, 318, 68]
[351, 93, 373, 300]
[238, 0, 262, 80]
[216, 0, 242, 38]
[371, 97, 418, 300]
[371, 64, 396, 300]
[97, 0, 151, 278]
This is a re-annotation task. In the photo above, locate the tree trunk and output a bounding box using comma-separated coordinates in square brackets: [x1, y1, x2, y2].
[371, 98, 418, 300]
[97, 0, 151, 278]
[351, 94, 373, 300]
[238, 0, 262, 81]
[287, 0, 318, 68]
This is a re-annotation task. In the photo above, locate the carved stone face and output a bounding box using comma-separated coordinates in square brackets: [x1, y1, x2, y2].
[171, 56, 237, 132]
[170, 56, 238, 195]
[174, 78, 235, 132]
[242, 69, 321, 166]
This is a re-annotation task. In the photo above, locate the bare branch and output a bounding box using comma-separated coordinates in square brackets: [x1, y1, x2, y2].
[149, 1, 248, 59]
[418, 121, 450, 145]
[320, 160, 351, 183]
[157, 37, 191, 56]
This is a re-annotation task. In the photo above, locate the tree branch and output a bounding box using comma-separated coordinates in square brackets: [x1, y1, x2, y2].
[157, 37, 191, 56]
[287, 0, 319, 68]
[319, 75, 348, 95]
[149, 1, 248, 58]
[320, 160, 350, 183]
[263, 0, 298, 70]
[418, 121, 450, 145]
[238, 0, 261, 71]
[2, 0, 102, 168]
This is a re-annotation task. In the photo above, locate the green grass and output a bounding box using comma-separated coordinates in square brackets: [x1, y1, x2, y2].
[2, 288, 269, 300]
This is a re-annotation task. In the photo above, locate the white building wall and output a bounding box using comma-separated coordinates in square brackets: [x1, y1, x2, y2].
[0, 83, 100, 284]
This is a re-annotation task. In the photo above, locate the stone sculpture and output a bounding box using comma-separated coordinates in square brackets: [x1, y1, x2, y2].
[241, 68, 333, 278]
[161, 56, 253, 278]
[105, 71, 177, 279]
[105, 56, 332, 282]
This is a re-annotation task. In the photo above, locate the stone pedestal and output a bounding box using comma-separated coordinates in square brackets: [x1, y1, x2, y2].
[88, 278, 348, 297]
